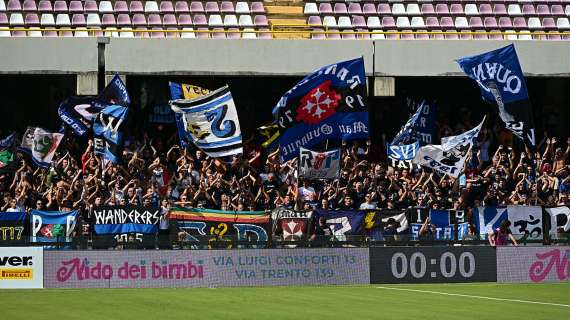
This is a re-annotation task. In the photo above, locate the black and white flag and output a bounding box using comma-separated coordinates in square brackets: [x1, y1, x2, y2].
[413, 117, 485, 177]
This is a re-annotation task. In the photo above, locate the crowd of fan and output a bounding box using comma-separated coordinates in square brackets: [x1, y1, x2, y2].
[1, 121, 570, 229]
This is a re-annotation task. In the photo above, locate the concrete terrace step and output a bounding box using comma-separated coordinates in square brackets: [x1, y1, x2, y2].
[269, 18, 307, 26]
[264, 5, 304, 15]
[263, 0, 304, 6]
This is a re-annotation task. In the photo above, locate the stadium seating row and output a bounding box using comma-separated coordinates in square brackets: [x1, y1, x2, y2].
[307, 15, 570, 30]
[304, 3, 570, 17]
[309, 0, 569, 3]
[309, 29, 570, 39]
[0, 0, 265, 14]
[304, 2, 570, 17]
[0, 24, 272, 38]
[1, 12, 269, 28]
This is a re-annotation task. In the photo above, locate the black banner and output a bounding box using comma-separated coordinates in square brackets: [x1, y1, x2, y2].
[272, 208, 313, 246]
[0, 211, 26, 244]
[369, 247, 497, 284]
[92, 206, 161, 235]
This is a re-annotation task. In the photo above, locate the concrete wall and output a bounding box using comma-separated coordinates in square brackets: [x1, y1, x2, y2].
[0, 38, 98, 74]
[373, 40, 570, 77]
[104, 39, 375, 75]
[0, 38, 569, 77]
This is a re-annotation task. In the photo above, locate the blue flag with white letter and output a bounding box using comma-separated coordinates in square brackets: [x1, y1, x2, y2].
[30, 210, 78, 243]
[93, 105, 129, 164]
[387, 141, 420, 170]
[273, 58, 369, 161]
[314, 210, 365, 240]
[456, 44, 535, 147]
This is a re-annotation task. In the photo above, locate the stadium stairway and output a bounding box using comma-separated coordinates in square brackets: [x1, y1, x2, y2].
[264, 0, 309, 39]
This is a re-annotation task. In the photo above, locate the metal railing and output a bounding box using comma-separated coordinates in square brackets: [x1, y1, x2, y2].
[3, 232, 567, 250]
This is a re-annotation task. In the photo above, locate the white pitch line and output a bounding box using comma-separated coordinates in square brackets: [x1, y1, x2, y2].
[376, 286, 570, 308]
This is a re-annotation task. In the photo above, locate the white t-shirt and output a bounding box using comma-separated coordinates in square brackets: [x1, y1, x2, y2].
[359, 202, 377, 210]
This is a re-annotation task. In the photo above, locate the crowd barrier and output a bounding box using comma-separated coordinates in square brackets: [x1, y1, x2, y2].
[3, 205, 569, 249]
[1, 246, 568, 289]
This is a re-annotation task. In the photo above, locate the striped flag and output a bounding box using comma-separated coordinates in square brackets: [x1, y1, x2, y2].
[170, 85, 243, 158]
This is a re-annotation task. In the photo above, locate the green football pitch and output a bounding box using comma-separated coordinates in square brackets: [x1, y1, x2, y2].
[1, 283, 569, 320]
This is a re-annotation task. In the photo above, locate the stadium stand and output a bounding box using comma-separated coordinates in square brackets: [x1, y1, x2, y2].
[0, 0, 569, 38]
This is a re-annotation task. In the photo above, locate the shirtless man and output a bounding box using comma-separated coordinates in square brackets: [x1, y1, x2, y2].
[550, 138, 570, 175]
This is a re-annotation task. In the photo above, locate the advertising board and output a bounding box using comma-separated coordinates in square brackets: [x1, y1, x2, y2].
[44, 248, 370, 288]
[0, 247, 43, 288]
[497, 246, 570, 283]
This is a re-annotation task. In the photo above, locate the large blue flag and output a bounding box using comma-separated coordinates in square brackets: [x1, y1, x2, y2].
[456, 44, 535, 146]
[273, 58, 369, 161]
[314, 210, 365, 240]
[30, 210, 78, 243]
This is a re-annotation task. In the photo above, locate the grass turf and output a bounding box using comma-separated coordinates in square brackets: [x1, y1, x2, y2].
[1, 283, 569, 320]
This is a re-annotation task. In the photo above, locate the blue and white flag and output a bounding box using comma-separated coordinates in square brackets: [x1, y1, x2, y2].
[410, 209, 468, 240]
[92, 206, 161, 235]
[92, 74, 131, 109]
[93, 105, 129, 163]
[20, 127, 64, 168]
[413, 117, 485, 177]
[314, 210, 365, 241]
[169, 82, 212, 148]
[473, 206, 542, 238]
[58, 96, 102, 136]
[392, 100, 437, 146]
[30, 210, 77, 243]
[170, 85, 243, 158]
[387, 141, 420, 169]
[456, 44, 535, 146]
[273, 58, 369, 161]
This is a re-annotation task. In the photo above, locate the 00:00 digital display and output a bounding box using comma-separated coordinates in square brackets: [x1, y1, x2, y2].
[390, 251, 476, 279]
